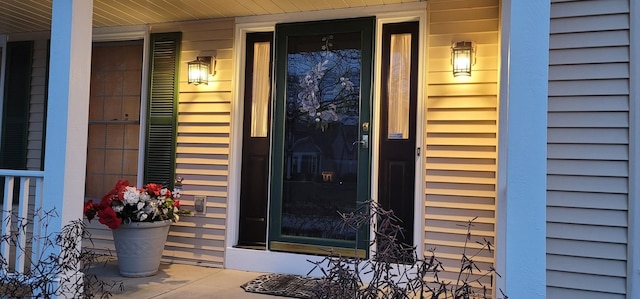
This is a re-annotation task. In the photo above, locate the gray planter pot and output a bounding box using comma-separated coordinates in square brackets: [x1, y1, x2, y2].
[112, 220, 171, 277]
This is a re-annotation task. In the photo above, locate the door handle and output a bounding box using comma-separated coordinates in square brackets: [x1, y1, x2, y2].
[353, 134, 369, 149]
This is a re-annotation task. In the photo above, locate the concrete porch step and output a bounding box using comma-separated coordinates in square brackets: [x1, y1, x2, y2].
[87, 261, 277, 298]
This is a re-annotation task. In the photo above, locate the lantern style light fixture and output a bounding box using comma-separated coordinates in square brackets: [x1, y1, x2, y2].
[451, 41, 475, 77]
[188, 56, 216, 85]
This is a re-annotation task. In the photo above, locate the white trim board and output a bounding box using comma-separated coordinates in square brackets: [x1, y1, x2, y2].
[236, 2, 427, 25]
[93, 25, 148, 42]
[628, 0, 640, 297]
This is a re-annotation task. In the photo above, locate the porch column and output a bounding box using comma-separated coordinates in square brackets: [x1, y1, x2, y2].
[42, 0, 93, 293]
[497, 1, 549, 298]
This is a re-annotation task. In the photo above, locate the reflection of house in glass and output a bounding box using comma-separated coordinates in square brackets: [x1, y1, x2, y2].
[286, 137, 321, 181]
[285, 122, 359, 183]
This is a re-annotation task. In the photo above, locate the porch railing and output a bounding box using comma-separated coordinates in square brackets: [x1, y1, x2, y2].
[0, 169, 45, 275]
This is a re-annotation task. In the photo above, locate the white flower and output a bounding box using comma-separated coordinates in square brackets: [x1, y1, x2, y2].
[158, 188, 169, 200]
[138, 212, 148, 221]
[112, 205, 123, 213]
[340, 77, 355, 91]
[319, 104, 338, 122]
[297, 60, 328, 116]
[123, 186, 140, 205]
[140, 193, 151, 202]
[145, 202, 156, 213]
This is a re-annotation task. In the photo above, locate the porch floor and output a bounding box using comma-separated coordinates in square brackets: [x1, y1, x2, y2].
[88, 261, 277, 298]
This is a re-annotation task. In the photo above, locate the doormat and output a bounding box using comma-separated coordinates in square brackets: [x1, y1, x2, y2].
[241, 273, 321, 299]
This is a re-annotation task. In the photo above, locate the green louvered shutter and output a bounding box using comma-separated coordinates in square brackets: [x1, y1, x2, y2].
[1, 41, 32, 171]
[144, 32, 181, 187]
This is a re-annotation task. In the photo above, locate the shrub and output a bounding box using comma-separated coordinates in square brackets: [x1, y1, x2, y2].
[0, 209, 122, 298]
[308, 200, 507, 299]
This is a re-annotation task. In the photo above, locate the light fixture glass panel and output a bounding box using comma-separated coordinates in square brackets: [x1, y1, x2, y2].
[251, 42, 271, 137]
[188, 58, 209, 85]
[452, 41, 472, 77]
[387, 33, 411, 139]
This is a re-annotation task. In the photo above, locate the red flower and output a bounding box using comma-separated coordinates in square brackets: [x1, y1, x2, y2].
[100, 192, 113, 208]
[84, 200, 97, 222]
[98, 207, 122, 229]
[85, 179, 188, 229]
[145, 183, 162, 197]
[114, 179, 130, 200]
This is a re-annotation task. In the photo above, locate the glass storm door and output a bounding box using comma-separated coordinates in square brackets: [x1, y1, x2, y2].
[269, 17, 374, 256]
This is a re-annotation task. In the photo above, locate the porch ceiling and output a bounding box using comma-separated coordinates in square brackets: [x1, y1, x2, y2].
[0, 0, 422, 35]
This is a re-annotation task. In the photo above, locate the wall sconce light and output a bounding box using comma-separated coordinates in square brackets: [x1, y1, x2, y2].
[451, 41, 475, 77]
[188, 56, 216, 85]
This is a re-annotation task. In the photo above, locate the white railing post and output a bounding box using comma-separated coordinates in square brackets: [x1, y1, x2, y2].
[15, 176, 31, 273]
[0, 172, 44, 276]
[31, 177, 44, 270]
[1, 176, 14, 274]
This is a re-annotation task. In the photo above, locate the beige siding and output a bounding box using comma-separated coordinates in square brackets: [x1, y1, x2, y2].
[27, 40, 47, 171]
[425, 0, 499, 287]
[26, 39, 48, 241]
[547, 0, 630, 297]
[152, 18, 235, 267]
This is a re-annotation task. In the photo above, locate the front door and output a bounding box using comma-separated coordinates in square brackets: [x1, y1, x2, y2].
[269, 17, 375, 256]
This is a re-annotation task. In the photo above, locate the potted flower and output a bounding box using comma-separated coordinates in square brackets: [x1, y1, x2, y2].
[83, 179, 189, 277]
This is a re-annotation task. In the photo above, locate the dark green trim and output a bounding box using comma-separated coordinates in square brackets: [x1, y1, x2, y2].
[269, 17, 375, 253]
[1, 41, 33, 171]
[144, 32, 181, 188]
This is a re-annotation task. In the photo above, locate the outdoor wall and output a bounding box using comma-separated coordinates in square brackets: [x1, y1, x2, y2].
[27, 39, 47, 171]
[547, 0, 631, 297]
[424, 0, 499, 288]
[152, 18, 234, 267]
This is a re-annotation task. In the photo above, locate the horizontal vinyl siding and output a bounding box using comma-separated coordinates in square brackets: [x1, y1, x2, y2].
[27, 39, 46, 171]
[154, 18, 235, 267]
[425, 0, 498, 289]
[547, 0, 630, 297]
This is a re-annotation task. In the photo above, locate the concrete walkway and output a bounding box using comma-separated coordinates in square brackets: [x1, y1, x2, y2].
[88, 261, 277, 298]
